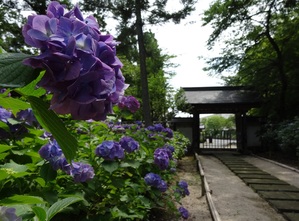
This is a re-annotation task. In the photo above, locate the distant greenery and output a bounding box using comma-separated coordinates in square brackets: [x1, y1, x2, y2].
[201, 115, 235, 138]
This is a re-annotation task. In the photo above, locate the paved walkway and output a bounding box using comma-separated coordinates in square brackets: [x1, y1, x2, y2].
[198, 152, 299, 221]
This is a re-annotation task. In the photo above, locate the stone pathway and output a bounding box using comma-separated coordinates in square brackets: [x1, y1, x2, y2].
[216, 154, 299, 221]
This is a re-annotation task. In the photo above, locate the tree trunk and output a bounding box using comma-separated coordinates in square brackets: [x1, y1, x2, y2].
[135, 0, 152, 126]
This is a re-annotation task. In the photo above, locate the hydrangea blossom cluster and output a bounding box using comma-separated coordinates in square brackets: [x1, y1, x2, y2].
[0, 107, 12, 123]
[146, 123, 173, 138]
[118, 96, 140, 113]
[119, 136, 139, 153]
[177, 180, 190, 197]
[0, 206, 21, 221]
[70, 162, 95, 183]
[95, 140, 124, 160]
[22, 1, 128, 120]
[178, 206, 189, 219]
[153, 147, 171, 170]
[144, 172, 167, 192]
[16, 108, 38, 126]
[95, 137, 140, 160]
[39, 139, 69, 171]
[39, 140, 94, 182]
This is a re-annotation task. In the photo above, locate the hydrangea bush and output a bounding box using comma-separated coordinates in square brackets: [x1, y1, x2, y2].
[0, 1, 192, 220]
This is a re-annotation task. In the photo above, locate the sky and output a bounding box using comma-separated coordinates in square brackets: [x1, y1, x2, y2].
[149, 0, 224, 90]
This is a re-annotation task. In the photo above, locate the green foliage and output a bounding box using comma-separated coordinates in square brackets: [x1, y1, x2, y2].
[261, 117, 299, 156]
[0, 53, 40, 87]
[203, 0, 299, 121]
[27, 96, 78, 161]
[201, 114, 235, 137]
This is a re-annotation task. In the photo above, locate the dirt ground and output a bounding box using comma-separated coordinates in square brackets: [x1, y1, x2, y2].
[176, 156, 212, 221]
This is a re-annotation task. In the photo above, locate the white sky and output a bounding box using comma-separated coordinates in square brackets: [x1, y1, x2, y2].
[149, 0, 224, 90]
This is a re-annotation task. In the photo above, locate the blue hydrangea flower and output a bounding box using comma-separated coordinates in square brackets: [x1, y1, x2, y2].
[16, 108, 38, 126]
[178, 207, 189, 219]
[119, 136, 139, 153]
[0, 107, 12, 123]
[177, 180, 190, 196]
[0, 206, 21, 221]
[95, 140, 124, 160]
[70, 162, 95, 183]
[154, 148, 170, 170]
[38, 140, 69, 171]
[144, 173, 167, 192]
[146, 125, 155, 131]
[22, 1, 128, 120]
[157, 180, 168, 192]
[154, 123, 164, 132]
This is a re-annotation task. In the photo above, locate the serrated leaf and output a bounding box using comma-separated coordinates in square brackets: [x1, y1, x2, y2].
[32, 206, 47, 221]
[27, 96, 78, 161]
[0, 96, 30, 115]
[0, 195, 45, 205]
[46, 197, 83, 221]
[0, 53, 40, 87]
[102, 161, 119, 174]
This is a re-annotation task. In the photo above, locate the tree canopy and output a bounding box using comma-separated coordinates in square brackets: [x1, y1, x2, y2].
[203, 0, 299, 121]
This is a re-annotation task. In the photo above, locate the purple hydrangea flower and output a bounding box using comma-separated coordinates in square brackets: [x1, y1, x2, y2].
[70, 162, 95, 182]
[119, 136, 139, 153]
[146, 126, 155, 132]
[144, 172, 168, 192]
[118, 96, 140, 113]
[95, 140, 124, 160]
[177, 180, 190, 196]
[162, 127, 173, 138]
[22, 1, 128, 120]
[157, 180, 168, 192]
[0, 207, 21, 221]
[38, 140, 69, 171]
[0, 107, 12, 123]
[154, 123, 164, 132]
[178, 207, 189, 219]
[16, 108, 38, 126]
[154, 148, 170, 170]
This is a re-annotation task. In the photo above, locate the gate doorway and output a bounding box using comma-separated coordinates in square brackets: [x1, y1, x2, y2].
[181, 86, 261, 153]
[200, 129, 237, 150]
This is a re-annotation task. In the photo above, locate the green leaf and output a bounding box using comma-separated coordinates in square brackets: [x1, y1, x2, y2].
[0, 53, 40, 87]
[0, 96, 30, 115]
[0, 121, 9, 132]
[40, 163, 57, 182]
[0, 169, 9, 181]
[0, 195, 45, 205]
[46, 196, 83, 221]
[0, 160, 28, 173]
[120, 160, 140, 169]
[32, 206, 47, 221]
[101, 161, 119, 174]
[15, 71, 46, 97]
[0, 144, 14, 153]
[27, 96, 78, 161]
